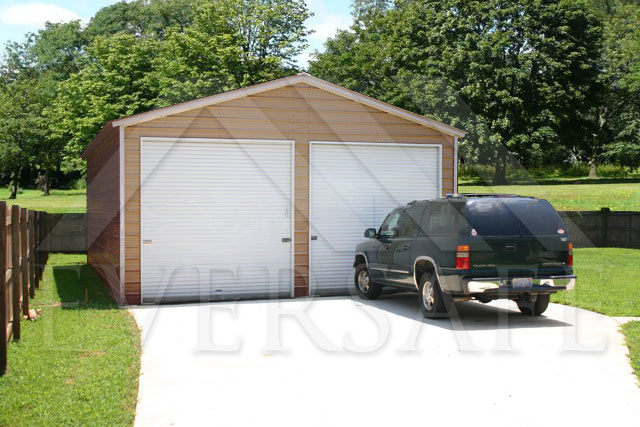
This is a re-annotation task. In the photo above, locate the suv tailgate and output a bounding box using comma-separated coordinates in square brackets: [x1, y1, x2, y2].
[467, 198, 571, 277]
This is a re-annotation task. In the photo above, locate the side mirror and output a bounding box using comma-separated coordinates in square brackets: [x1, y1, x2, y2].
[364, 228, 377, 238]
[379, 226, 397, 239]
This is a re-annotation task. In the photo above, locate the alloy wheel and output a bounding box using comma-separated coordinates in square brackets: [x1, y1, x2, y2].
[357, 270, 370, 293]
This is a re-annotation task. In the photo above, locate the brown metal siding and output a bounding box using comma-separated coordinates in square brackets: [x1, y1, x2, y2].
[123, 83, 454, 302]
[85, 124, 122, 303]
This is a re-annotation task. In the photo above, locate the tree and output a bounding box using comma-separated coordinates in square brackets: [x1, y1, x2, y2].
[29, 21, 88, 194]
[84, 0, 198, 40]
[54, 0, 311, 163]
[311, 0, 603, 184]
[51, 34, 161, 172]
[586, 0, 640, 174]
[352, 0, 390, 25]
[152, 0, 311, 105]
[219, 0, 311, 85]
[0, 37, 47, 198]
[0, 36, 48, 198]
[32, 21, 86, 78]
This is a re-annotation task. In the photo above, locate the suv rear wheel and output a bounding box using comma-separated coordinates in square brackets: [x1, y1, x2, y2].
[517, 294, 550, 316]
[419, 273, 450, 318]
[354, 263, 382, 300]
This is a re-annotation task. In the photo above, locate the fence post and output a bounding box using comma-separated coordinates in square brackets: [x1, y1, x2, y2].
[33, 212, 39, 288]
[20, 209, 29, 317]
[43, 213, 50, 266]
[38, 212, 47, 276]
[0, 202, 7, 376]
[28, 211, 35, 299]
[37, 212, 44, 280]
[601, 207, 610, 247]
[10, 206, 20, 341]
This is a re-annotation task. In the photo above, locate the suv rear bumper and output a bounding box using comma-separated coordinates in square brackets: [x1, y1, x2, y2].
[464, 275, 576, 295]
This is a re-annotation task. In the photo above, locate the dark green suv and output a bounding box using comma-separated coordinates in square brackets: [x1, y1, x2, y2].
[353, 194, 576, 318]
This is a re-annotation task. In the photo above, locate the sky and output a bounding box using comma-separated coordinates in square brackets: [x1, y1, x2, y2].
[0, 0, 353, 67]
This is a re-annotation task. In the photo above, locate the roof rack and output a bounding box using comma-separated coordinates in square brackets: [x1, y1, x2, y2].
[458, 193, 521, 198]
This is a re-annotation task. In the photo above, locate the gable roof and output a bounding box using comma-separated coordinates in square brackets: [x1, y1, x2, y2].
[82, 73, 466, 158]
[111, 73, 466, 137]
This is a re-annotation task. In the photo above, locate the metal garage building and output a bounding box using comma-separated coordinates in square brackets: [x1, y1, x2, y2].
[82, 73, 465, 304]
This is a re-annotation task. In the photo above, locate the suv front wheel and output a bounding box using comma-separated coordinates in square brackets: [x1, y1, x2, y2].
[419, 273, 450, 318]
[354, 263, 382, 300]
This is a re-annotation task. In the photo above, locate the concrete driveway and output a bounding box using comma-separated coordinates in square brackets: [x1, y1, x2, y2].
[130, 295, 640, 426]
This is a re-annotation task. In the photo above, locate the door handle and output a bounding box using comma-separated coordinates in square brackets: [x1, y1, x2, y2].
[402, 244, 411, 250]
[384, 243, 391, 249]
[311, 235, 318, 241]
[281, 237, 291, 243]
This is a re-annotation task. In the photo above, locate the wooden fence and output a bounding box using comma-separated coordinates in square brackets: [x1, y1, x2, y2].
[558, 209, 640, 249]
[28, 210, 640, 252]
[43, 213, 86, 253]
[0, 202, 49, 376]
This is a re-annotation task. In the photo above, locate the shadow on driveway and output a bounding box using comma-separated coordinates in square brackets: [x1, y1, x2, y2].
[356, 292, 573, 331]
[131, 290, 573, 332]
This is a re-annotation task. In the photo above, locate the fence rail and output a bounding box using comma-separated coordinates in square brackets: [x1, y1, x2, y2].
[0, 202, 49, 376]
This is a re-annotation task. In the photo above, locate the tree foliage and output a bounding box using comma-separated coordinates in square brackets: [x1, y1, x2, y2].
[0, 37, 49, 197]
[0, 0, 311, 188]
[1, 0, 640, 193]
[310, 0, 604, 183]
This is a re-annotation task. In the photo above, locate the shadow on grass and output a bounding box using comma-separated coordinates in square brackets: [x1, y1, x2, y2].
[49, 190, 86, 197]
[52, 264, 119, 310]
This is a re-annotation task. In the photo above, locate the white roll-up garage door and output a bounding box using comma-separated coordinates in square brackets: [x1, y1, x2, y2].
[140, 138, 293, 303]
[309, 142, 441, 294]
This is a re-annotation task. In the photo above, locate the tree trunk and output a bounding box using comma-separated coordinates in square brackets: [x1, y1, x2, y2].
[9, 171, 18, 199]
[493, 147, 508, 185]
[589, 148, 597, 178]
[42, 169, 50, 196]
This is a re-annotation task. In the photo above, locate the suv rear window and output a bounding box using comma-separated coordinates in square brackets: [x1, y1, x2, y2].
[506, 199, 564, 236]
[468, 198, 563, 237]
[468, 200, 520, 236]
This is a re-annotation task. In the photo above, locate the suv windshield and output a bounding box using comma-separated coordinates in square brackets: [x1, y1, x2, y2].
[468, 198, 563, 237]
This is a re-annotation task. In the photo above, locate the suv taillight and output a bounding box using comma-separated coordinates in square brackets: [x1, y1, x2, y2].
[568, 243, 573, 267]
[456, 245, 470, 270]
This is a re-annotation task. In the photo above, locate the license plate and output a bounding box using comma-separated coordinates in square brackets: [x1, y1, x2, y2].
[512, 278, 533, 289]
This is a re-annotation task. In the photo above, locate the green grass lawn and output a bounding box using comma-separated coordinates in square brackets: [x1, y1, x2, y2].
[0, 189, 86, 213]
[4, 181, 637, 213]
[0, 254, 140, 426]
[622, 322, 640, 385]
[551, 247, 640, 385]
[459, 182, 640, 211]
[552, 248, 640, 317]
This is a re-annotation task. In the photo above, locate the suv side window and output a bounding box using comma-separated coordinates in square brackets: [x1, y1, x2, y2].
[397, 205, 423, 238]
[379, 210, 401, 239]
[421, 202, 460, 236]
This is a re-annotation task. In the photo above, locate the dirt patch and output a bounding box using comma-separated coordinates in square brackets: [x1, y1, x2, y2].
[80, 350, 105, 359]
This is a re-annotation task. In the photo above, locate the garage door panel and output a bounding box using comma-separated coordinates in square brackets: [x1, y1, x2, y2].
[310, 143, 440, 294]
[141, 139, 292, 303]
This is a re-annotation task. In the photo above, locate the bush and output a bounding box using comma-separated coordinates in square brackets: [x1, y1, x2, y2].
[458, 163, 639, 183]
[71, 177, 87, 190]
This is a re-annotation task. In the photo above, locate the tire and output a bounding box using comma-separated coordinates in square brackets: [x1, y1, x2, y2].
[354, 263, 382, 300]
[517, 294, 550, 316]
[418, 273, 450, 318]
